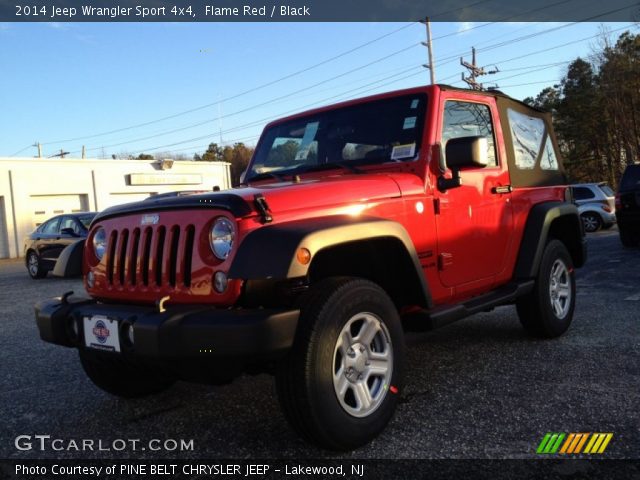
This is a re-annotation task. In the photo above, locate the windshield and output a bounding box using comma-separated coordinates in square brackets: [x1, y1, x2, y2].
[247, 94, 427, 181]
[78, 213, 96, 228]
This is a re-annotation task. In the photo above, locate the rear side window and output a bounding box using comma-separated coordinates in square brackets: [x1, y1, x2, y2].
[599, 184, 614, 197]
[573, 187, 595, 200]
[40, 218, 60, 234]
[507, 109, 559, 171]
[620, 165, 640, 191]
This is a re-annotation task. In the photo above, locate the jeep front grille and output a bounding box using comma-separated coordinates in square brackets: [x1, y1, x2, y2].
[105, 224, 196, 289]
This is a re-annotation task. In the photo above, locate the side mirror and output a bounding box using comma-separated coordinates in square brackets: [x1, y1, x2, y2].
[438, 136, 489, 191]
[60, 227, 78, 237]
[445, 136, 489, 169]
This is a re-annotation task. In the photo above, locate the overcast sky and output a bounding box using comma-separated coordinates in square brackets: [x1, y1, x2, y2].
[1, 21, 637, 158]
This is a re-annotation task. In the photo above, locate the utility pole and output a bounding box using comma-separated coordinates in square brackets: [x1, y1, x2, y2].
[48, 150, 69, 159]
[420, 17, 436, 85]
[82, 145, 86, 159]
[33, 142, 42, 158]
[460, 47, 499, 91]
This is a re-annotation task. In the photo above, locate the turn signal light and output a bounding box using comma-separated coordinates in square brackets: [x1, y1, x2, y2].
[296, 248, 311, 265]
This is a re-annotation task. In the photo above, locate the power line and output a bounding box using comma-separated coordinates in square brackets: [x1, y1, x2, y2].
[64, 43, 421, 156]
[40, 22, 419, 146]
[137, 69, 426, 156]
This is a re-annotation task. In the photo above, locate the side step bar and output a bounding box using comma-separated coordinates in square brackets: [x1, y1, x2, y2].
[402, 280, 534, 332]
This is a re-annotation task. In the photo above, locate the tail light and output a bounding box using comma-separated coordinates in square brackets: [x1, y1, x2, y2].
[602, 205, 612, 213]
[615, 193, 622, 209]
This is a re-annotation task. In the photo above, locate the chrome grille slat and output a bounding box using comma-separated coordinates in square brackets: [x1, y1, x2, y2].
[107, 224, 194, 290]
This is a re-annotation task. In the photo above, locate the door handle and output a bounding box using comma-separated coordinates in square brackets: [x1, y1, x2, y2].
[491, 185, 512, 194]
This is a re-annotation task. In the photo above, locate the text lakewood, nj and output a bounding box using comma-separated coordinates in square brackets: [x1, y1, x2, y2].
[15, 4, 311, 19]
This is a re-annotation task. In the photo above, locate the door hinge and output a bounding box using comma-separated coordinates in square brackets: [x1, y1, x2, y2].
[438, 253, 453, 270]
[433, 198, 441, 215]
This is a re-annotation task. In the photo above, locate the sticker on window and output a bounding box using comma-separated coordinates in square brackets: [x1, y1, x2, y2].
[403, 116, 417, 129]
[391, 143, 416, 160]
[295, 121, 319, 161]
[410, 99, 419, 109]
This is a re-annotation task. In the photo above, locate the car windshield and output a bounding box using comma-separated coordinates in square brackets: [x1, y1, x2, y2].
[620, 165, 640, 191]
[247, 94, 427, 181]
[77, 213, 96, 228]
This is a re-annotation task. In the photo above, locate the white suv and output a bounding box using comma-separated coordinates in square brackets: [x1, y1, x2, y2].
[571, 183, 616, 232]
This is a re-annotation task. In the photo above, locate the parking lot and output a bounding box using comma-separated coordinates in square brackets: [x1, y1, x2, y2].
[0, 228, 638, 460]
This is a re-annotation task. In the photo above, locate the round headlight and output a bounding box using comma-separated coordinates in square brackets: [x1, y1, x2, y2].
[209, 217, 235, 260]
[92, 227, 107, 261]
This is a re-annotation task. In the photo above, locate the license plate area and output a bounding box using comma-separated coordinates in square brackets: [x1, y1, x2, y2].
[83, 315, 121, 353]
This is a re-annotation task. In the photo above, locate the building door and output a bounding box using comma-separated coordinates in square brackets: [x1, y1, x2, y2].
[0, 197, 9, 259]
[29, 194, 89, 229]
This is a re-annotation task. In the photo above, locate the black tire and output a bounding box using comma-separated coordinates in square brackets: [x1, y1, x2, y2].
[581, 212, 602, 233]
[516, 239, 576, 338]
[276, 277, 405, 451]
[26, 250, 47, 279]
[619, 226, 639, 248]
[79, 349, 175, 398]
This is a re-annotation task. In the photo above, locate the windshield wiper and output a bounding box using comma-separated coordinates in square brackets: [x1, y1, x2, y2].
[296, 162, 363, 175]
[245, 171, 287, 183]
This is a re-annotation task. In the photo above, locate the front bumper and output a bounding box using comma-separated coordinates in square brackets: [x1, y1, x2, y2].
[35, 295, 299, 360]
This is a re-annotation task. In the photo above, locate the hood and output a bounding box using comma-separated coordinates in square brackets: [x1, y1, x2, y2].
[91, 173, 402, 224]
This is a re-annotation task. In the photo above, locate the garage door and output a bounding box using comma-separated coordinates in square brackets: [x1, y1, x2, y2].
[0, 197, 9, 258]
[30, 194, 89, 229]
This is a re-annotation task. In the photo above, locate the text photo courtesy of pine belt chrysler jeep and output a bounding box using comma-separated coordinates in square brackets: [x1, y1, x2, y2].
[36, 85, 586, 451]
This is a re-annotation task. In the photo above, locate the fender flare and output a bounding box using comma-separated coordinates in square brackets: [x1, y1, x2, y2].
[52, 239, 85, 278]
[229, 215, 432, 307]
[514, 202, 586, 279]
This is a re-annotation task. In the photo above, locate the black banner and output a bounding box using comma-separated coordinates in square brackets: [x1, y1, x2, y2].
[2, 0, 639, 22]
[1, 459, 640, 480]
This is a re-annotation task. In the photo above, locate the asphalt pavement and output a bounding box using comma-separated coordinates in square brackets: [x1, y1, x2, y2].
[0, 228, 638, 460]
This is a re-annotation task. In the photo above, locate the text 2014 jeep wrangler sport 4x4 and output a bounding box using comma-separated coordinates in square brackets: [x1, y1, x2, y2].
[36, 85, 586, 450]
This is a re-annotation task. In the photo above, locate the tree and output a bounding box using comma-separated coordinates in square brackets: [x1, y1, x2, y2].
[194, 143, 224, 162]
[136, 153, 154, 160]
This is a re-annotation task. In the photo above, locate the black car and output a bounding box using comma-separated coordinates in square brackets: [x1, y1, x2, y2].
[23, 212, 97, 278]
[616, 164, 640, 247]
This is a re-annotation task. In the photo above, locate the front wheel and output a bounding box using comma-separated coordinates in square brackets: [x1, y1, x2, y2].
[79, 350, 175, 398]
[276, 277, 405, 451]
[517, 239, 576, 338]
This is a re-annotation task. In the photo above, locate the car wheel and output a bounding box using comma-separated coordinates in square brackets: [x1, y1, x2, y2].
[581, 212, 602, 233]
[26, 251, 47, 279]
[619, 226, 639, 248]
[275, 277, 405, 451]
[79, 349, 175, 398]
[516, 239, 576, 338]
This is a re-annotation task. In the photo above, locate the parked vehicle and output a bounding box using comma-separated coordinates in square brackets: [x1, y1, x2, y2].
[24, 212, 97, 278]
[616, 164, 640, 247]
[570, 183, 616, 232]
[35, 85, 586, 450]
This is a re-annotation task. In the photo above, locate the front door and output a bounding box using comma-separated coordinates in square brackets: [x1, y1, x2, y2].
[434, 94, 513, 292]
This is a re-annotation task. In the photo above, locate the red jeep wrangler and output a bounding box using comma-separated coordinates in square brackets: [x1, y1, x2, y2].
[36, 85, 586, 450]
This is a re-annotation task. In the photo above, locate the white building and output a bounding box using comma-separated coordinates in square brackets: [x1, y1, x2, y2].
[0, 157, 231, 259]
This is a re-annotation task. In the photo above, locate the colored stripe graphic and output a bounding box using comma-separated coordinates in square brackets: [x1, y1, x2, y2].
[537, 433, 565, 454]
[539, 433, 613, 454]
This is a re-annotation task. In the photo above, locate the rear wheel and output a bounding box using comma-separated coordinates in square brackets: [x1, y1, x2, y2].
[619, 226, 639, 248]
[581, 212, 602, 233]
[276, 277, 405, 450]
[26, 251, 47, 279]
[79, 349, 175, 398]
[517, 240, 576, 338]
